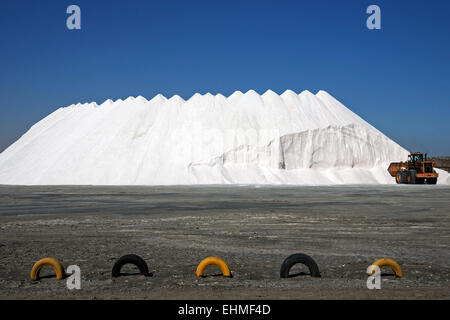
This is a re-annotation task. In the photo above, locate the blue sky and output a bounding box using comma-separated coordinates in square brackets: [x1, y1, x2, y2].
[0, 0, 449, 155]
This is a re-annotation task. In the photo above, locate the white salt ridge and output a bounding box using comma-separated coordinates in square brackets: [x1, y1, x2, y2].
[0, 90, 448, 185]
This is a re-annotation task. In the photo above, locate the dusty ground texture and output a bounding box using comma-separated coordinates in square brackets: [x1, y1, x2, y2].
[0, 185, 449, 299]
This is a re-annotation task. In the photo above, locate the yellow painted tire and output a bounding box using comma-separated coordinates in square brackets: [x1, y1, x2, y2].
[30, 257, 65, 280]
[196, 257, 231, 277]
[367, 258, 403, 278]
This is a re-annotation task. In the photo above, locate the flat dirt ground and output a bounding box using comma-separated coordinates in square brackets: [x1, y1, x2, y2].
[0, 185, 449, 299]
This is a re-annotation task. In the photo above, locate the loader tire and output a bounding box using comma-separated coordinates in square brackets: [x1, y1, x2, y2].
[396, 170, 406, 184]
[280, 253, 321, 278]
[112, 254, 151, 277]
[427, 178, 437, 185]
[408, 170, 417, 184]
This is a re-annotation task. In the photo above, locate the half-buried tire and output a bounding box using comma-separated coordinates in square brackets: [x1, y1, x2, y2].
[280, 253, 321, 278]
[112, 254, 151, 278]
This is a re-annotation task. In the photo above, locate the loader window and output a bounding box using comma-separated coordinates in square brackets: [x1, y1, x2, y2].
[412, 154, 423, 162]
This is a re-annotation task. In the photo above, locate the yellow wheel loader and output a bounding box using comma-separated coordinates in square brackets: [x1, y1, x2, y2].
[388, 152, 438, 184]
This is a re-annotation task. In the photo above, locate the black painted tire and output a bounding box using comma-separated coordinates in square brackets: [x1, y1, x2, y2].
[112, 254, 151, 277]
[280, 253, 321, 278]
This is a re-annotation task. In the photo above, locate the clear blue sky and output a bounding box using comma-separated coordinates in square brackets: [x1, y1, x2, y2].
[0, 0, 449, 155]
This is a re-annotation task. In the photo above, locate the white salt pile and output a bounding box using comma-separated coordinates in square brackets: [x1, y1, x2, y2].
[0, 90, 448, 185]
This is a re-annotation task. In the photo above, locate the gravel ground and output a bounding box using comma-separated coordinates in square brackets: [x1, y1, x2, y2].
[0, 185, 449, 299]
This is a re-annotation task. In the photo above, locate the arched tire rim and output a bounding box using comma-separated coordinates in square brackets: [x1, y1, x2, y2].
[280, 253, 321, 278]
[112, 254, 151, 277]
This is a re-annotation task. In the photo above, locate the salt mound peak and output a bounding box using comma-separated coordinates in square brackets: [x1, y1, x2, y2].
[101, 99, 114, 105]
[243, 89, 260, 98]
[2, 89, 446, 185]
[316, 89, 331, 96]
[189, 92, 203, 101]
[65, 90, 349, 108]
[150, 94, 167, 102]
[215, 93, 226, 99]
[299, 89, 315, 97]
[228, 90, 244, 99]
[281, 89, 297, 96]
[262, 89, 278, 97]
[168, 94, 185, 102]
[61, 90, 343, 109]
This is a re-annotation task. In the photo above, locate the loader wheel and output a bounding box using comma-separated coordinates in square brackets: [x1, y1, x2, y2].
[396, 171, 406, 184]
[416, 178, 424, 184]
[408, 170, 417, 184]
[395, 171, 401, 184]
[427, 178, 437, 185]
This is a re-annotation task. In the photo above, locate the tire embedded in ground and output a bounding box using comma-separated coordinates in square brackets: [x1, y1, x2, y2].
[367, 258, 403, 278]
[280, 253, 321, 278]
[111, 254, 152, 277]
[30, 257, 65, 281]
[196, 257, 232, 277]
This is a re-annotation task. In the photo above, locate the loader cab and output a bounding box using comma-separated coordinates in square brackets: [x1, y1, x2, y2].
[409, 152, 424, 163]
[409, 152, 434, 173]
